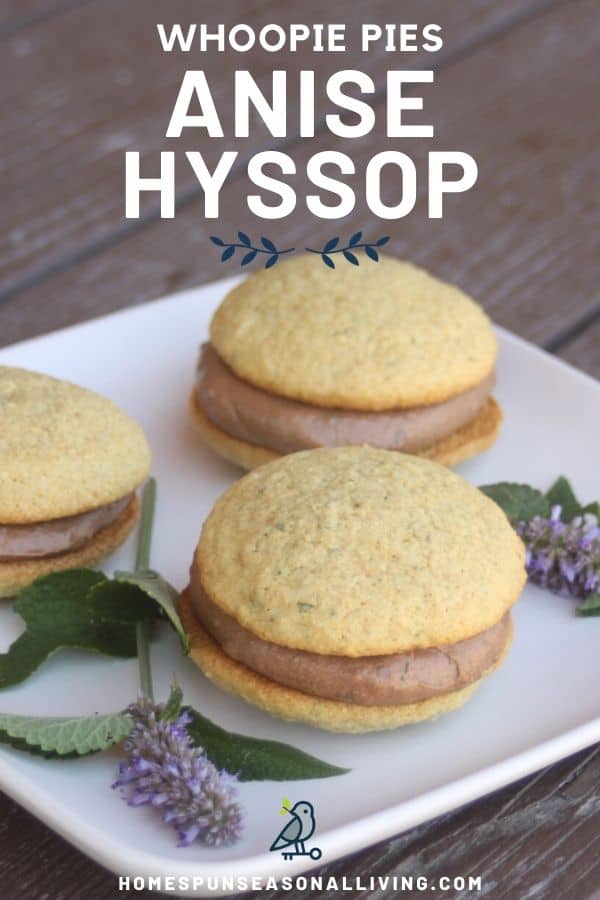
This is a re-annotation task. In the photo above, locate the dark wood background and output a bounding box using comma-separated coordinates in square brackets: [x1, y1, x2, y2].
[1, 1, 599, 897]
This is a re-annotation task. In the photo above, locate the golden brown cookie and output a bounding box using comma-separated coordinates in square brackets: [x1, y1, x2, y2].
[0, 366, 151, 523]
[210, 255, 497, 411]
[181, 447, 525, 731]
[196, 447, 525, 656]
[0, 366, 151, 596]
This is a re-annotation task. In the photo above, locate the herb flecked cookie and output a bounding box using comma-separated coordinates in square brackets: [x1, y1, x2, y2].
[0, 367, 151, 598]
[181, 446, 526, 733]
[190, 254, 502, 470]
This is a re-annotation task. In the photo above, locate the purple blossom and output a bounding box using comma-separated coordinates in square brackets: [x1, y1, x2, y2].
[517, 505, 600, 600]
[113, 696, 243, 847]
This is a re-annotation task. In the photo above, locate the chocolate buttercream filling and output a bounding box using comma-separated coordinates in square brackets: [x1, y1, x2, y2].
[196, 343, 495, 454]
[0, 494, 134, 561]
[190, 576, 511, 706]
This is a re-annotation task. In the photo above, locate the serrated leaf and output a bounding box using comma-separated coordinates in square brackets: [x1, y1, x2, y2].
[210, 236, 224, 246]
[241, 250, 257, 266]
[322, 254, 335, 269]
[479, 483, 551, 523]
[0, 711, 132, 756]
[343, 250, 359, 266]
[261, 237, 276, 252]
[265, 254, 278, 269]
[546, 477, 582, 522]
[238, 231, 251, 246]
[582, 501, 600, 518]
[0, 728, 67, 758]
[349, 231, 362, 246]
[84, 579, 157, 625]
[161, 682, 184, 722]
[365, 246, 379, 262]
[323, 237, 339, 252]
[114, 569, 189, 652]
[15, 568, 106, 623]
[376, 235, 390, 246]
[185, 707, 348, 781]
[221, 245, 235, 262]
[0, 571, 144, 689]
[576, 593, 600, 617]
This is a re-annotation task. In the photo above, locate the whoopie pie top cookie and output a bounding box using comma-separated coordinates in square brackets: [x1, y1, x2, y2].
[210, 255, 497, 411]
[0, 366, 151, 523]
[195, 446, 525, 657]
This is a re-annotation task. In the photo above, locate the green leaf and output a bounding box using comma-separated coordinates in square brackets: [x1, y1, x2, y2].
[0, 711, 133, 756]
[0, 570, 155, 690]
[581, 501, 600, 518]
[84, 579, 157, 624]
[543, 477, 599, 522]
[184, 707, 349, 781]
[576, 593, 600, 617]
[115, 569, 188, 653]
[545, 477, 582, 522]
[161, 682, 183, 722]
[481, 477, 599, 526]
[14, 568, 106, 622]
[0, 729, 63, 758]
[479, 483, 551, 523]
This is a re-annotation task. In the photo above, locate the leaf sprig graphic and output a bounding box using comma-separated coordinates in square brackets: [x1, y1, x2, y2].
[210, 232, 295, 269]
[306, 233, 390, 268]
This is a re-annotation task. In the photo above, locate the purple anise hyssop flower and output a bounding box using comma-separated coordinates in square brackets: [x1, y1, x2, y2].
[517, 505, 600, 600]
[113, 697, 243, 847]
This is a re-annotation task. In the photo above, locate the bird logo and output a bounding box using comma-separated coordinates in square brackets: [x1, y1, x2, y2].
[269, 798, 322, 860]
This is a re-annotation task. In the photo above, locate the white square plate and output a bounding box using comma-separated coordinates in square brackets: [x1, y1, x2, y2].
[0, 277, 598, 896]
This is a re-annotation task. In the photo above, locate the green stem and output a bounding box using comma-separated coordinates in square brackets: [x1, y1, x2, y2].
[136, 621, 153, 701]
[135, 478, 156, 701]
[136, 478, 156, 571]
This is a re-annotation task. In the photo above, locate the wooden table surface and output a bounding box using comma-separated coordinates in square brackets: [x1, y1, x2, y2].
[1, 1, 599, 897]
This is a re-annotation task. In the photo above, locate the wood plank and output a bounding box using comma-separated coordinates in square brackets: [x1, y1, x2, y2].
[0, 0, 89, 36]
[556, 319, 600, 379]
[1, 0, 62, 24]
[0, 0, 596, 350]
[0, 0, 549, 294]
